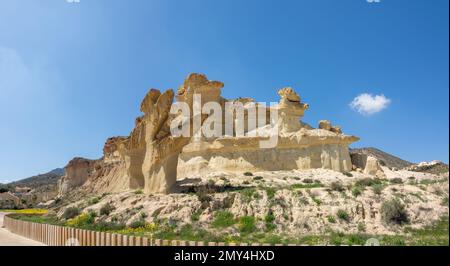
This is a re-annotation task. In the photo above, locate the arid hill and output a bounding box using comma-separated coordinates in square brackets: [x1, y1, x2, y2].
[8, 168, 64, 189]
[350, 147, 413, 169]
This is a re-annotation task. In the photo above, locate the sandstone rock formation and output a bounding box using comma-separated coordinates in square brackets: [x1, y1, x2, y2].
[58, 73, 362, 196]
[349, 147, 413, 169]
[58, 158, 95, 195]
[177, 82, 358, 179]
[141, 74, 226, 194]
[0, 192, 21, 209]
[318, 120, 342, 134]
[57, 139, 130, 197]
[350, 153, 386, 178]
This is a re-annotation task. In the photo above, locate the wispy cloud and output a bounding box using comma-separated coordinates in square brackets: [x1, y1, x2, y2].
[350, 93, 391, 115]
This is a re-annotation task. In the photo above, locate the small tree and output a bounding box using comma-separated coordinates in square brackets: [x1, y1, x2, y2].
[336, 209, 350, 222]
[62, 207, 80, 220]
[330, 181, 345, 192]
[100, 203, 115, 216]
[381, 198, 409, 225]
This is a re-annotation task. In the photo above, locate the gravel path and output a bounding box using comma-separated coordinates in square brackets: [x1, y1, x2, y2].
[0, 212, 45, 246]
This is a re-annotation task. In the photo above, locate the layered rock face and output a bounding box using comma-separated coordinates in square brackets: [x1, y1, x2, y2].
[350, 152, 386, 178]
[0, 192, 22, 209]
[58, 158, 95, 195]
[57, 138, 130, 197]
[58, 73, 361, 195]
[141, 74, 225, 194]
[177, 86, 358, 179]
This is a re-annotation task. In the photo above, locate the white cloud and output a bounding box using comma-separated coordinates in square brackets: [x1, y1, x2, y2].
[350, 93, 391, 115]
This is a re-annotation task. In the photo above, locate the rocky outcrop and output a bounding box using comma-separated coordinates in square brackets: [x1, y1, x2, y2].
[0, 192, 21, 209]
[58, 73, 360, 195]
[57, 147, 131, 198]
[349, 147, 413, 169]
[318, 120, 342, 134]
[407, 161, 449, 175]
[178, 84, 358, 179]
[141, 74, 225, 194]
[103, 137, 127, 163]
[350, 153, 386, 178]
[58, 158, 96, 195]
[63, 167, 449, 237]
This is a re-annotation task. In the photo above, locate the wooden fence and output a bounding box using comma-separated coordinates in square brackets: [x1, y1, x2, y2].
[3, 215, 289, 246]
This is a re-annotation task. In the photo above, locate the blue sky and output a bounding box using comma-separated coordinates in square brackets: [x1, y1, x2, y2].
[0, 0, 448, 182]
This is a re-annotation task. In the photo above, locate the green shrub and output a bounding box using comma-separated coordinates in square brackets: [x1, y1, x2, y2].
[62, 207, 80, 220]
[442, 196, 449, 206]
[327, 215, 336, 223]
[330, 181, 345, 192]
[88, 197, 100, 205]
[99, 203, 115, 216]
[129, 220, 147, 229]
[311, 197, 322, 205]
[302, 178, 314, 184]
[239, 216, 256, 233]
[212, 211, 236, 228]
[357, 222, 366, 232]
[292, 183, 323, 189]
[223, 194, 235, 208]
[0, 185, 9, 193]
[240, 188, 257, 202]
[111, 215, 119, 222]
[381, 198, 409, 225]
[337, 209, 350, 222]
[87, 209, 97, 218]
[347, 234, 369, 245]
[265, 212, 276, 231]
[195, 186, 213, 206]
[253, 176, 264, 181]
[265, 187, 276, 199]
[243, 172, 253, 176]
[298, 196, 309, 205]
[389, 178, 403, 184]
[66, 212, 95, 227]
[140, 212, 148, 219]
[352, 186, 363, 197]
[355, 178, 382, 187]
[191, 210, 202, 222]
[343, 172, 353, 177]
[134, 189, 143, 195]
[372, 184, 385, 195]
[94, 221, 125, 231]
[420, 179, 435, 185]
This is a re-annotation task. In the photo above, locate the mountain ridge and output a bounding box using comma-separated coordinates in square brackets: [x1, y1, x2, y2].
[350, 147, 413, 169]
[8, 168, 64, 188]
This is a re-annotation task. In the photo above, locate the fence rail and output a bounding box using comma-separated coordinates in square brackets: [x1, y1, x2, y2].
[3, 215, 291, 246]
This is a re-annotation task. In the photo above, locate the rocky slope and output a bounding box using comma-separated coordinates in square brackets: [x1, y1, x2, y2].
[350, 147, 413, 169]
[25, 73, 447, 244]
[55, 166, 448, 241]
[407, 160, 449, 175]
[1, 168, 65, 208]
[8, 168, 64, 189]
